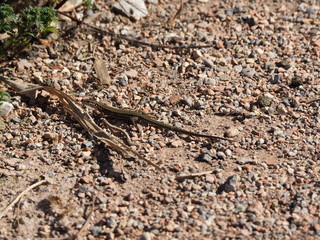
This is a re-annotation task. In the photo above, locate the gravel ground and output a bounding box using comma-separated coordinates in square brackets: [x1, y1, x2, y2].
[0, 0, 319, 239]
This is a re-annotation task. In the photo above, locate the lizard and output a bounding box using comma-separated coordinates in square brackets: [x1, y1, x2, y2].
[83, 99, 230, 141]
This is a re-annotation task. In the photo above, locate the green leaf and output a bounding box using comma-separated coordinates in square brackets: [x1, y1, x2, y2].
[0, 96, 11, 102]
[20, 6, 57, 36]
[0, 90, 10, 97]
[0, 4, 17, 34]
[46, 26, 58, 34]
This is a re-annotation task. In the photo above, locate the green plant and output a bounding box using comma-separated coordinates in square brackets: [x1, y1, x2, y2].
[0, 4, 17, 34]
[0, 4, 58, 60]
[0, 90, 11, 104]
[20, 6, 58, 36]
[83, 0, 94, 10]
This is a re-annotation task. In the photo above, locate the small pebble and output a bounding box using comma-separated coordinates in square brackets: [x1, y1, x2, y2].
[0, 102, 14, 117]
[91, 164, 100, 170]
[203, 59, 214, 68]
[276, 60, 291, 70]
[236, 157, 253, 165]
[217, 175, 239, 193]
[225, 149, 232, 156]
[11, 117, 21, 123]
[82, 141, 93, 148]
[306, 7, 314, 14]
[257, 95, 273, 107]
[203, 78, 216, 85]
[290, 76, 303, 88]
[241, 67, 255, 78]
[267, 52, 277, 58]
[225, 128, 239, 137]
[16, 164, 27, 171]
[270, 74, 281, 84]
[234, 65, 243, 72]
[139, 232, 152, 240]
[106, 217, 117, 228]
[182, 97, 194, 107]
[216, 151, 226, 160]
[17, 59, 32, 70]
[225, 9, 234, 16]
[91, 226, 102, 236]
[116, 75, 129, 86]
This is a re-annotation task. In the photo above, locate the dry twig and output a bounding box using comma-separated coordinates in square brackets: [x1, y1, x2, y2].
[307, 98, 320, 104]
[73, 196, 96, 240]
[0, 178, 48, 219]
[57, 11, 214, 50]
[175, 170, 215, 181]
[167, 0, 184, 24]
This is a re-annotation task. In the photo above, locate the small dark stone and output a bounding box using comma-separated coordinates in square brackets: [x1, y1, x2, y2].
[306, 7, 314, 14]
[241, 15, 256, 27]
[225, 9, 234, 16]
[91, 226, 102, 236]
[193, 100, 205, 110]
[234, 7, 246, 14]
[197, 150, 215, 162]
[217, 174, 239, 194]
[216, 151, 226, 160]
[270, 74, 281, 84]
[278, 36, 285, 46]
[106, 217, 117, 228]
[47, 47, 58, 59]
[116, 75, 128, 86]
[309, 28, 318, 35]
[82, 141, 93, 148]
[276, 60, 291, 70]
[139, 232, 152, 240]
[257, 95, 273, 107]
[11, 117, 21, 123]
[79, 186, 89, 193]
[282, 99, 291, 107]
[217, 13, 226, 19]
[290, 76, 303, 88]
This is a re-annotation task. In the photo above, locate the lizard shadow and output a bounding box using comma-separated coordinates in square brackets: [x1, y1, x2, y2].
[93, 145, 129, 183]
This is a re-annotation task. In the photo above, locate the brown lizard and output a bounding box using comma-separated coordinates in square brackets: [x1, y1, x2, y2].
[83, 99, 230, 141]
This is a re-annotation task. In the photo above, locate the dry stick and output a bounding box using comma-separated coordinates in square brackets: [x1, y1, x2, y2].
[117, 0, 148, 18]
[0, 178, 48, 219]
[73, 196, 96, 240]
[175, 170, 215, 181]
[57, 11, 215, 49]
[307, 98, 320, 104]
[167, 0, 184, 24]
[54, 0, 69, 10]
[0, 76, 41, 92]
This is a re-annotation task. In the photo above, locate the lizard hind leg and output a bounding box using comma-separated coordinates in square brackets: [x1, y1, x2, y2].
[101, 119, 136, 146]
[129, 116, 139, 125]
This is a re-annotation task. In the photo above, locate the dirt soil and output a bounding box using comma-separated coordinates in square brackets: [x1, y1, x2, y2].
[0, 0, 319, 239]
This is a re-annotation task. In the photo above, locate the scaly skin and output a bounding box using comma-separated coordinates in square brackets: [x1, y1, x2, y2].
[83, 99, 229, 141]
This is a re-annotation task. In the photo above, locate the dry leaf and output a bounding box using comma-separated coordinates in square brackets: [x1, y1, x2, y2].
[94, 59, 111, 85]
